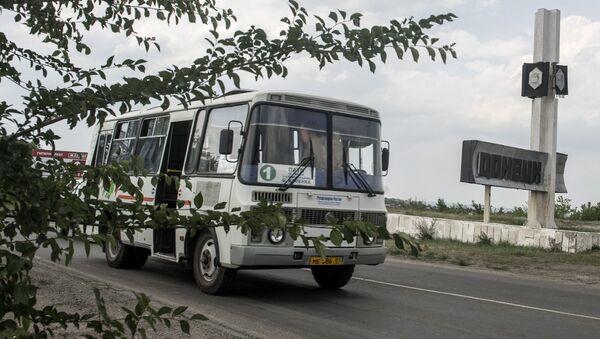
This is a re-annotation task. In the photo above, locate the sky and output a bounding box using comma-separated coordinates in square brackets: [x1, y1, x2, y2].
[3, 0, 600, 209]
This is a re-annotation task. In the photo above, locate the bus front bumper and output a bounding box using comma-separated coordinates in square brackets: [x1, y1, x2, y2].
[229, 245, 386, 268]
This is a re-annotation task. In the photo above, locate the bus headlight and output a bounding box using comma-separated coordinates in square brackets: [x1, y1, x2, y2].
[268, 229, 285, 244]
[250, 231, 262, 243]
[363, 235, 375, 245]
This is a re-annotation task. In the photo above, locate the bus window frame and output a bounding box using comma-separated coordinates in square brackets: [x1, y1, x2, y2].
[237, 101, 385, 195]
[183, 102, 250, 178]
[135, 116, 170, 174]
[106, 113, 171, 172]
[92, 131, 113, 167]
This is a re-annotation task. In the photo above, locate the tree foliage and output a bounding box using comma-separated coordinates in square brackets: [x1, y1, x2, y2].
[0, 0, 456, 337]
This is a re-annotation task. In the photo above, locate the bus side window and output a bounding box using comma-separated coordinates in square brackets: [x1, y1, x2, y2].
[134, 116, 169, 173]
[184, 110, 207, 174]
[94, 134, 106, 167]
[103, 134, 112, 164]
[107, 120, 140, 164]
[197, 105, 247, 174]
[93, 133, 113, 166]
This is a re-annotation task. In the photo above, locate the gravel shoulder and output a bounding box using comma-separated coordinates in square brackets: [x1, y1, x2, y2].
[31, 259, 243, 338]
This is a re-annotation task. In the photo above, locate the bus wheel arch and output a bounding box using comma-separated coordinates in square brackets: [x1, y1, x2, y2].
[192, 229, 237, 294]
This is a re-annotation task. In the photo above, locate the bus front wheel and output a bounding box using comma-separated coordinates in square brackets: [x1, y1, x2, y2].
[311, 265, 355, 289]
[105, 236, 149, 269]
[193, 232, 236, 295]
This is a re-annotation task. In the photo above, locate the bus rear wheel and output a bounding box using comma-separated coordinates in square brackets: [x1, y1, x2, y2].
[311, 265, 355, 289]
[193, 232, 237, 295]
[105, 236, 149, 269]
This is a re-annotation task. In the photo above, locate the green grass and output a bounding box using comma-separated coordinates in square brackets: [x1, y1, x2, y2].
[388, 239, 600, 285]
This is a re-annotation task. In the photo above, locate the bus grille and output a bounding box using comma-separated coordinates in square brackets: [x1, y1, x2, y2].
[279, 208, 386, 226]
[301, 209, 357, 225]
[361, 212, 387, 226]
[252, 191, 293, 204]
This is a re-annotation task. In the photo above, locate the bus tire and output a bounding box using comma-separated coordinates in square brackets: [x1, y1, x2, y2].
[311, 265, 355, 289]
[105, 236, 147, 269]
[193, 231, 236, 295]
[131, 248, 150, 268]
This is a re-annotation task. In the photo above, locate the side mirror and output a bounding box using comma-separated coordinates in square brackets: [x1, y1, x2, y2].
[219, 129, 233, 155]
[382, 147, 389, 172]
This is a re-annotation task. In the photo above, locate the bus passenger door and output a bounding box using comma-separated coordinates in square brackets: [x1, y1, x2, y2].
[154, 120, 192, 256]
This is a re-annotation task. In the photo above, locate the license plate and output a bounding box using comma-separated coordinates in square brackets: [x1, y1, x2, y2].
[309, 256, 344, 265]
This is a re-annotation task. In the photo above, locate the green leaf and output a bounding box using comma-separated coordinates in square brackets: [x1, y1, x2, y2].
[157, 306, 171, 316]
[367, 59, 376, 73]
[409, 47, 419, 62]
[275, 212, 287, 228]
[191, 313, 208, 321]
[330, 228, 343, 246]
[179, 320, 190, 334]
[328, 11, 338, 22]
[172, 306, 187, 316]
[161, 97, 170, 110]
[426, 47, 436, 61]
[105, 55, 114, 67]
[84, 238, 91, 257]
[230, 73, 240, 88]
[377, 225, 391, 239]
[214, 201, 227, 210]
[193, 192, 203, 208]
[350, 13, 362, 26]
[312, 238, 326, 259]
[393, 233, 405, 250]
[125, 316, 136, 335]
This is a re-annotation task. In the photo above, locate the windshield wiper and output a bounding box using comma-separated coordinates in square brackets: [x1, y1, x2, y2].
[278, 140, 314, 191]
[342, 148, 376, 197]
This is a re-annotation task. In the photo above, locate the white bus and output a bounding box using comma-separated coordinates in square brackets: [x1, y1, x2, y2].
[87, 90, 390, 294]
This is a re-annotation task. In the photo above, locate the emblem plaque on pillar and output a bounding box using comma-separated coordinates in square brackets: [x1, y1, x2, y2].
[521, 62, 550, 98]
[554, 64, 568, 95]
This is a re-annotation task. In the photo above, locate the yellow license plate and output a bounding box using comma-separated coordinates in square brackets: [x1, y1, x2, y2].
[309, 256, 344, 265]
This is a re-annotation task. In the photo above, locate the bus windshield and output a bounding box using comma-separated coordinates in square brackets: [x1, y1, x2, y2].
[240, 104, 383, 193]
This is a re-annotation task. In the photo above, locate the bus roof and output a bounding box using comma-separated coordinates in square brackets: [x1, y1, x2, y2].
[104, 90, 380, 122]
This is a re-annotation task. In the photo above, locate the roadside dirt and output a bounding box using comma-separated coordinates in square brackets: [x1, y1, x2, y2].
[31, 260, 242, 338]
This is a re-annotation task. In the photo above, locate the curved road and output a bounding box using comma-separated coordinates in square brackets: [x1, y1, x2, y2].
[37, 241, 600, 338]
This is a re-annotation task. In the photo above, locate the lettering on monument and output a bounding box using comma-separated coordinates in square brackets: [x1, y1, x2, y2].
[477, 152, 542, 185]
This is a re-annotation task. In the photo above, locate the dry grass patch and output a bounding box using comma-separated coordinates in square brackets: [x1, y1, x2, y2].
[388, 239, 600, 286]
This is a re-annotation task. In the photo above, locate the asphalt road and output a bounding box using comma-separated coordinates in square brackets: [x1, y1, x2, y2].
[36, 241, 600, 338]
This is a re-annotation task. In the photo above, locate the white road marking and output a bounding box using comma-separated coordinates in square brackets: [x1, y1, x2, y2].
[351, 275, 600, 322]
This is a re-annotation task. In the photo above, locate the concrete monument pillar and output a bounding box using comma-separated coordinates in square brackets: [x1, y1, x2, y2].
[527, 9, 560, 229]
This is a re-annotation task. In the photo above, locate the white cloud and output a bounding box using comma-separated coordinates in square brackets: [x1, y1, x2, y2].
[439, 29, 528, 59]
